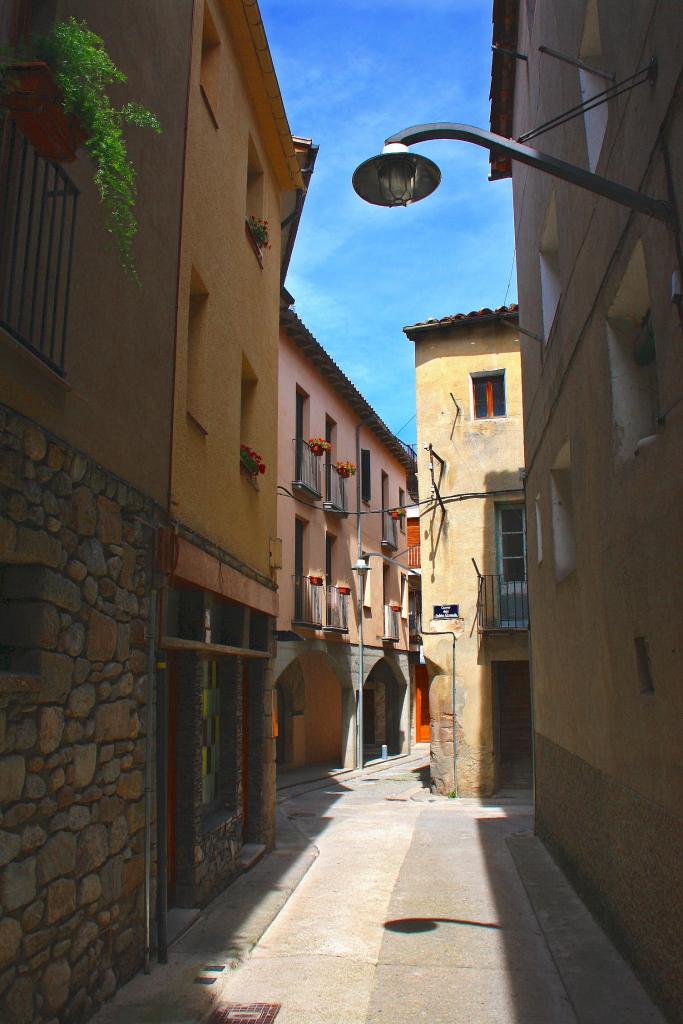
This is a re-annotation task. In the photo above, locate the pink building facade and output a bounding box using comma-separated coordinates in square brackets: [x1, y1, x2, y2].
[275, 305, 418, 770]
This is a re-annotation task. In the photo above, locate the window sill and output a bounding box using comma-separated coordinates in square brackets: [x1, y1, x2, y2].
[245, 220, 264, 269]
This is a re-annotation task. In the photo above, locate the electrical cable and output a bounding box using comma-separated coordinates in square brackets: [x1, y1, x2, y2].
[276, 484, 523, 515]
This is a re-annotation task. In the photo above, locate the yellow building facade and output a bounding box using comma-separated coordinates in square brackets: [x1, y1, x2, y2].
[406, 306, 530, 796]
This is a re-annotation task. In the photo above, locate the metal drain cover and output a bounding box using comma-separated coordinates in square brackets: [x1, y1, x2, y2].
[209, 1004, 281, 1023]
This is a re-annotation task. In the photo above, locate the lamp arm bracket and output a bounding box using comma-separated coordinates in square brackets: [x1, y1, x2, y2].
[384, 123, 673, 224]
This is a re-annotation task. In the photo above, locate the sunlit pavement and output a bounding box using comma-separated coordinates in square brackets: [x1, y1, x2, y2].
[91, 754, 665, 1023]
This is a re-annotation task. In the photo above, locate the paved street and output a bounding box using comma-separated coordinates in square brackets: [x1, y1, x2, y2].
[92, 753, 665, 1024]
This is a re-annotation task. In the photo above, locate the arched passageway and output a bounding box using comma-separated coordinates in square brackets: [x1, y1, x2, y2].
[364, 658, 407, 758]
[274, 651, 344, 769]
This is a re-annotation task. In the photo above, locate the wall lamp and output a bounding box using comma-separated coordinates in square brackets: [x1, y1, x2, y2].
[352, 122, 674, 224]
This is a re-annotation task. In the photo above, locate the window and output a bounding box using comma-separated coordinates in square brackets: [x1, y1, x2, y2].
[200, 1, 221, 123]
[361, 448, 371, 503]
[473, 372, 506, 418]
[606, 242, 659, 459]
[579, 0, 608, 172]
[550, 441, 576, 581]
[539, 193, 561, 340]
[497, 506, 526, 582]
[187, 268, 209, 432]
[398, 487, 405, 532]
[201, 660, 220, 805]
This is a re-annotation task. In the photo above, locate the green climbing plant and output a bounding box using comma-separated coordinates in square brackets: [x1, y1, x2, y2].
[3, 18, 161, 278]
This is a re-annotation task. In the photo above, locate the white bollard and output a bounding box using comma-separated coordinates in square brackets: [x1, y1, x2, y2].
[381, 744, 388, 759]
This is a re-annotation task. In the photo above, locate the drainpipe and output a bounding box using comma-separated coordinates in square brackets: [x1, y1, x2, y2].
[143, 589, 157, 973]
[420, 628, 458, 797]
[355, 421, 364, 770]
[155, 655, 169, 963]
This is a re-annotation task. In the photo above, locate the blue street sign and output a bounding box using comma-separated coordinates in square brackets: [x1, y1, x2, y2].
[433, 604, 460, 619]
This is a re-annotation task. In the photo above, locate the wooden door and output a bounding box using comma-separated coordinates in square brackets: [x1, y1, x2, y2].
[496, 661, 532, 788]
[241, 662, 249, 832]
[414, 665, 430, 743]
[167, 658, 178, 903]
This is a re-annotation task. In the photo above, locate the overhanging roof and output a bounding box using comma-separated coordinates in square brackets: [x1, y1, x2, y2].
[280, 307, 417, 475]
[404, 304, 518, 339]
[489, 0, 520, 180]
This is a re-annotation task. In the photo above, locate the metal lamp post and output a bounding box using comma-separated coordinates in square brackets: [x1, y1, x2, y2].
[352, 122, 674, 223]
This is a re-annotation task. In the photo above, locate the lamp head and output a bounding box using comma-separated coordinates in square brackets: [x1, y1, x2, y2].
[352, 558, 371, 575]
[352, 143, 441, 207]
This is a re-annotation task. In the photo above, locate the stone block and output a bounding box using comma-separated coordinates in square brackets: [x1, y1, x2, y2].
[20, 824, 46, 852]
[70, 920, 98, 962]
[122, 855, 144, 895]
[46, 878, 76, 924]
[36, 831, 76, 885]
[95, 700, 137, 741]
[14, 718, 36, 751]
[3, 804, 33, 828]
[62, 622, 85, 657]
[66, 559, 87, 582]
[116, 770, 143, 801]
[41, 958, 71, 1012]
[0, 917, 21, 969]
[0, 830, 21, 867]
[77, 537, 107, 576]
[86, 609, 117, 661]
[12, 526, 61, 567]
[99, 854, 123, 902]
[77, 873, 101, 905]
[49, 767, 66, 792]
[0, 601, 60, 649]
[109, 814, 128, 855]
[13, 651, 72, 703]
[2, 857, 36, 910]
[46, 443, 64, 470]
[21, 899, 44, 931]
[23, 773, 46, 799]
[0, 449, 22, 488]
[70, 744, 97, 788]
[22, 425, 46, 461]
[126, 798, 145, 834]
[68, 684, 95, 719]
[68, 452, 87, 483]
[0, 755, 26, 803]
[0, 515, 17, 559]
[37, 705, 63, 754]
[67, 805, 90, 831]
[119, 544, 137, 590]
[96, 496, 122, 545]
[98, 795, 123, 823]
[52, 470, 72, 497]
[5, 974, 33, 1024]
[71, 487, 96, 536]
[75, 824, 108, 876]
[1, 566, 79, 611]
[6, 493, 27, 522]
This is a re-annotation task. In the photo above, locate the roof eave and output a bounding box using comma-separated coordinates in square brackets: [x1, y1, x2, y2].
[489, 0, 520, 181]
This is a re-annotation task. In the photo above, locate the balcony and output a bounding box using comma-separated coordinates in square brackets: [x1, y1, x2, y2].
[292, 575, 322, 628]
[408, 543, 420, 568]
[323, 463, 347, 515]
[381, 511, 398, 551]
[476, 574, 529, 631]
[382, 604, 400, 642]
[292, 439, 321, 499]
[324, 586, 349, 632]
[0, 119, 79, 375]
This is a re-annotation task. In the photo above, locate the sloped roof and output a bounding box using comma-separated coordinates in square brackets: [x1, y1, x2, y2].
[280, 306, 417, 475]
[403, 304, 518, 338]
[489, 0, 520, 180]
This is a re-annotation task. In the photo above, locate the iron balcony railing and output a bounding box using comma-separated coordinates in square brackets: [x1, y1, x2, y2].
[382, 604, 400, 642]
[476, 573, 529, 631]
[381, 511, 398, 550]
[325, 462, 346, 512]
[325, 585, 349, 631]
[293, 574, 322, 627]
[408, 543, 420, 568]
[293, 439, 321, 497]
[0, 118, 79, 375]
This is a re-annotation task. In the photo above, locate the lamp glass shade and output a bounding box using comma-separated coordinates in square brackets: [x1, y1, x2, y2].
[352, 151, 441, 207]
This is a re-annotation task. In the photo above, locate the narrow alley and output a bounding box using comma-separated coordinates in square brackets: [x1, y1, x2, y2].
[90, 751, 664, 1024]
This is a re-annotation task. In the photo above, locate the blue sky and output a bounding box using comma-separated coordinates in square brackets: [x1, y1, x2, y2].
[261, 0, 516, 445]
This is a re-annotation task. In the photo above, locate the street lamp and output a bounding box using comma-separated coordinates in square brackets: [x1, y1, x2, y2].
[352, 122, 673, 222]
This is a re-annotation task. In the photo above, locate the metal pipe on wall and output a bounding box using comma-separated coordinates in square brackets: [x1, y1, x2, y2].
[155, 656, 168, 963]
[143, 589, 157, 973]
[355, 420, 364, 770]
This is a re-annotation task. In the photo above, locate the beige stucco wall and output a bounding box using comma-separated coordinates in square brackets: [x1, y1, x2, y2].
[413, 320, 527, 795]
[0, 0, 192, 505]
[509, 2, 683, 1017]
[170, 0, 295, 582]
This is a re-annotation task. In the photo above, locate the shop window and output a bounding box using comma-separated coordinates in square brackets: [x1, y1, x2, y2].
[472, 371, 506, 418]
[200, 1, 221, 123]
[539, 193, 561, 341]
[550, 440, 576, 582]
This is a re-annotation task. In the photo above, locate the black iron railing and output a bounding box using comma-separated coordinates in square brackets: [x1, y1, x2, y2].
[476, 572, 529, 630]
[293, 574, 322, 627]
[325, 586, 349, 631]
[0, 118, 78, 374]
[325, 462, 346, 512]
[383, 604, 400, 641]
[293, 439, 321, 497]
[381, 511, 398, 550]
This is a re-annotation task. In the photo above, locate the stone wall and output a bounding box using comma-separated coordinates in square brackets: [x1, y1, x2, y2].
[0, 406, 157, 1024]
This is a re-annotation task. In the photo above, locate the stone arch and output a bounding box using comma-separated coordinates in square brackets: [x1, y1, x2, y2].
[274, 650, 345, 769]
[364, 655, 408, 757]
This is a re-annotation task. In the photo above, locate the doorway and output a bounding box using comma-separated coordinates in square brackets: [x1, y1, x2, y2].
[494, 660, 532, 788]
[414, 664, 430, 743]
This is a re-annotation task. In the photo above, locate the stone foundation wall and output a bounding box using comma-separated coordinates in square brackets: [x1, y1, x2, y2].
[0, 407, 157, 1024]
[536, 732, 683, 1024]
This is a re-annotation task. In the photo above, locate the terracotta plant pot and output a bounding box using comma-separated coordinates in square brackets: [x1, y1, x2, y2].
[337, 468, 351, 478]
[308, 575, 323, 586]
[337, 586, 351, 596]
[390, 604, 402, 613]
[2, 62, 85, 162]
[310, 446, 326, 457]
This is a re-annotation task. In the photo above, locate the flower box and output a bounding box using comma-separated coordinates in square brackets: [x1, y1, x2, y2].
[1, 61, 85, 162]
[337, 585, 351, 596]
[308, 437, 331, 457]
[240, 443, 266, 477]
[390, 508, 406, 520]
[336, 460, 356, 479]
[308, 575, 324, 586]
